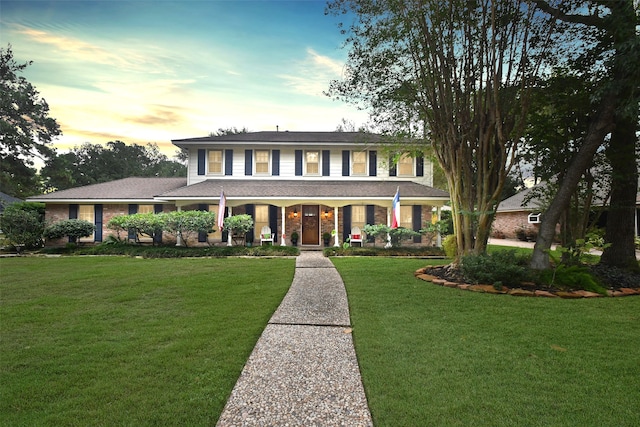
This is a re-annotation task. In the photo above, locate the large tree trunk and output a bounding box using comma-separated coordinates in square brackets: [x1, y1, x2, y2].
[600, 115, 639, 268]
[530, 96, 616, 269]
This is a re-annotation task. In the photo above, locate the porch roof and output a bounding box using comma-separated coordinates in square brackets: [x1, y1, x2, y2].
[158, 179, 449, 207]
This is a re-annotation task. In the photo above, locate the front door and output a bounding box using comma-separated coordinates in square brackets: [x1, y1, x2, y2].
[301, 205, 319, 245]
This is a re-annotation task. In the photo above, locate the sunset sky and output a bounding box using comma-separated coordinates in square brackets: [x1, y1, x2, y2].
[1, 0, 369, 158]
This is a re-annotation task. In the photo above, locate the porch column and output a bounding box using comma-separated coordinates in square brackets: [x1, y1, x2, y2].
[176, 206, 183, 246]
[436, 206, 442, 247]
[385, 206, 392, 248]
[333, 206, 339, 247]
[280, 206, 287, 246]
[227, 206, 233, 246]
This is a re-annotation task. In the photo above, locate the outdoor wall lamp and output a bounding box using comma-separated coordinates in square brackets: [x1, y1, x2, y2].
[293, 208, 298, 218]
[324, 209, 329, 218]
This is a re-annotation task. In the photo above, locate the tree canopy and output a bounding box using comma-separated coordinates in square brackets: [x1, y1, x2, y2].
[327, 0, 555, 257]
[0, 45, 61, 197]
[41, 141, 186, 191]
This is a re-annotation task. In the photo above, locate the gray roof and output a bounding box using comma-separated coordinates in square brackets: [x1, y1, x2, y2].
[172, 131, 387, 147]
[27, 177, 187, 202]
[497, 186, 541, 212]
[0, 191, 22, 213]
[159, 179, 449, 200]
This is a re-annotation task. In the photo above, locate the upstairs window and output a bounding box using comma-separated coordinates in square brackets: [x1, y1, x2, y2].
[208, 150, 223, 174]
[352, 151, 367, 175]
[255, 150, 270, 174]
[398, 154, 414, 176]
[306, 151, 319, 175]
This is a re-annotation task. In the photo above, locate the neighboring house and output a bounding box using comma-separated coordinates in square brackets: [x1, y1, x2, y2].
[493, 183, 640, 239]
[0, 191, 22, 214]
[28, 131, 450, 247]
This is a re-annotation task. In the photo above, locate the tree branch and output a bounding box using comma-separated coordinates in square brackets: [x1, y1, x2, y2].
[532, 0, 605, 28]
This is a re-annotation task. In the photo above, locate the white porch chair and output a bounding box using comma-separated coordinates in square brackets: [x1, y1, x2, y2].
[349, 226, 363, 247]
[260, 226, 274, 245]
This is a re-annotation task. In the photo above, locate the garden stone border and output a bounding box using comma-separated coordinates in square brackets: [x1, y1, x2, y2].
[414, 266, 640, 298]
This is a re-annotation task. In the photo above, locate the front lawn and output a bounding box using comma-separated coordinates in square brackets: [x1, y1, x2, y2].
[333, 257, 640, 427]
[0, 257, 295, 426]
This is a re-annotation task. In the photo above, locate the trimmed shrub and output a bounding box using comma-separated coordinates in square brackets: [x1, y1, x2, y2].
[461, 250, 530, 287]
[0, 202, 45, 249]
[442, 234, 457, 258]
[43, 219, 95, 242]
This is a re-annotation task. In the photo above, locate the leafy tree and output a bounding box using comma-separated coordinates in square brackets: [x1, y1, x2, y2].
[223, 214, 254, 245]
[327, 0, 555, 257]
[529, 0, 639, 269]
[0, 202, 45, 249]
[210, 127, 250, 136]
[163, 210, 217, 247]
[41, 141, 186, 191]
[0, 45, 61, 197]
[43, 219, 95, 242]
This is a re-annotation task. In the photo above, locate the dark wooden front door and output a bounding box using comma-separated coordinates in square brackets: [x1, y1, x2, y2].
[301, 205, 319, 245]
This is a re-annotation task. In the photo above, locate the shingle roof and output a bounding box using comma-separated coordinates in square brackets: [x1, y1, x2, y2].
[27, 177, 187, 202]
[159, 179, 449, 200]
[172, 131, 387, 146]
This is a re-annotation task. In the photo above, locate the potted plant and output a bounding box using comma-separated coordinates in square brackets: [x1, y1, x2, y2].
[291, 230, 299, 246]
[322, 231, 331, 246]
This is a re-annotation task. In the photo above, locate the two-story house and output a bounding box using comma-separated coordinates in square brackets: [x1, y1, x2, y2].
[30, 131, 449, 247]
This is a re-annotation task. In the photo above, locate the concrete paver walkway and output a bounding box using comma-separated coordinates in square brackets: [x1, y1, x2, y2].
[216, 251, 373, 427]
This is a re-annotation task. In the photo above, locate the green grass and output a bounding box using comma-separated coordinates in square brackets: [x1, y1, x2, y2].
[0, 257, 295, 426]
[333, 257, 640, 427]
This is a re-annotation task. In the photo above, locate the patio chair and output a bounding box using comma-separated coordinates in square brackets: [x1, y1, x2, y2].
[349, 226, 363, 247]
[260, 225, 274, 245]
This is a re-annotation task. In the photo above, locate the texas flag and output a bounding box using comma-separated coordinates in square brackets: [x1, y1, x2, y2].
[391, 187, 400, 229]
[217, 190, 226, 230]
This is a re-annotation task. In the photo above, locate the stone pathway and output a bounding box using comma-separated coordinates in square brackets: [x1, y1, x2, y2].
[216, 251, 373, 427]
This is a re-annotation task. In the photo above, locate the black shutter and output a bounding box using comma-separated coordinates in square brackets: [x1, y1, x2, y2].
[94, 204, 103, 242]
[322, 150, 330, 176]
[366, 205, 375, 225]
[343, 205, 352, 243]
[128, 204, 137, 240]
[342, 150, 350, 176]
[272, 149, 280, 176]
[413, 205, 422, 243]
[198, 204, 208, 242]
[416, 155, 424, 177]
[68, 204, 78, 243]
[225, 149, 233, 175]
[295, 150, 303, 176]
[221, 207, 229, 242]
[245, 149, 253, 176]
[154, 204, 163, 244]
[366, 205, 376, 242]
[389, 156, 397, 176]
[369, 151, 377, 176]
[197, 149, 206, 175]
[269, 205, 278, 243]
[245, 204, 255, 243]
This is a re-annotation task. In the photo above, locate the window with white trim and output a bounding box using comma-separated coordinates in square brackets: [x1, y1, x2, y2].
[208, 150, 223, 174]
[305, 151, 319, 175]
[352, 151, 367, 175]
[208, 205, 222, 240]
[400, 205, 412, 228]
[254, 205, 269, 240]
[398, 154, 414, 176]
[78, 205, 94, 242]
[137, 205, 154, 242]
[255, 150, 270, 174]
[528, 212, 542, 224]
[352, 205, 366, 229]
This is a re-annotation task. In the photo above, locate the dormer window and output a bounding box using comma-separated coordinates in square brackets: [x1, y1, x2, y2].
[208, 150, 223, 174]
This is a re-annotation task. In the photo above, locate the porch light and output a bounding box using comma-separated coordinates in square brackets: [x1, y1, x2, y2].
[293, 208, 298, 218]
[324, 209, 329, 218]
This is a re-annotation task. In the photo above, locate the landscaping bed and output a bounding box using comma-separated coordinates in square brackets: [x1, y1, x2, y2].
[323, 246, 445, 257]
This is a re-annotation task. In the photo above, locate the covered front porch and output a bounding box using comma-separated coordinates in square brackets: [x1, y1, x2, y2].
[157, 179, 449, 247]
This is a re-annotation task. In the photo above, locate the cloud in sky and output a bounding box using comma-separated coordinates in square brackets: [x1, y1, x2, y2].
[1, 0, 369, 157]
